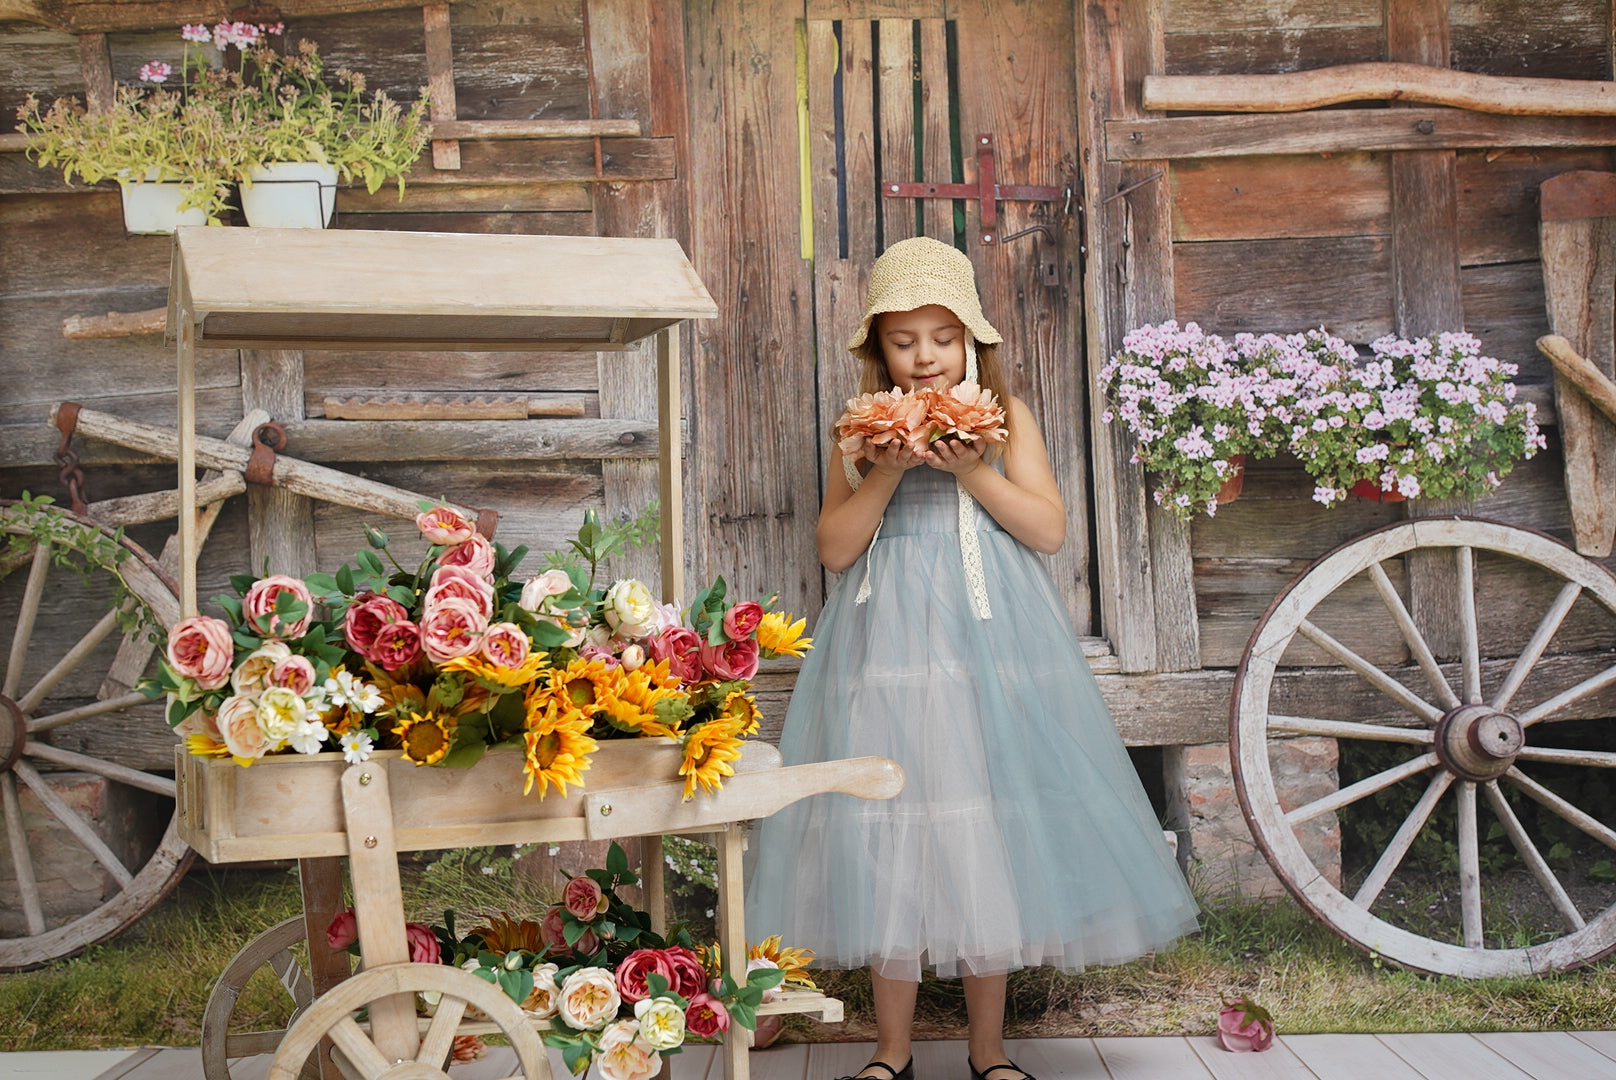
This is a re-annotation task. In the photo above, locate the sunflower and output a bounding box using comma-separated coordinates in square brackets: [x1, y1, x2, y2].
[543, 657, 621, 722]
[365, 661, 428, 718]
[393, 710, 457, 766]
[678, 722, 745, 800]
[601, 661, 687, 738]
[756, 611, 812, 658]
[440, 650, 549, 691]
[522, 697, 598, 798]
[185, 732, 231, 759]
[713, 688, 760, 737]
[751, 934, 818, 990]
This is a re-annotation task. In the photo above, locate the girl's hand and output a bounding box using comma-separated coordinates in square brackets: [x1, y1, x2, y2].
[924, 437, 986, 476]
[863, 441, 929, 476]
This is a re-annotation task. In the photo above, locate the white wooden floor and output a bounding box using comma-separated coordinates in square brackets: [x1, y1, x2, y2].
[48, 1033, 1616, 1080]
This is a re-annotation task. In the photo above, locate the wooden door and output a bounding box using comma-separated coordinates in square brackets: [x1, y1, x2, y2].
[803, 0, 1092, 631]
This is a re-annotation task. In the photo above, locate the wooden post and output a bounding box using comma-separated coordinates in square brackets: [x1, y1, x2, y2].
[176, 305, 198, 618]
[423, 4, 461, 170]
[715, 825, 750, 1080]
[657, 326, 683, 607]
[243, 351, 318, 577]
[77, 33, 113, 115]
[339, 764, 418, 1065]
[298, 856, 350, 1080]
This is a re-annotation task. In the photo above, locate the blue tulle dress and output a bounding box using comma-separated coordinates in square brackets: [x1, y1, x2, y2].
[745, 464, 1200, 980]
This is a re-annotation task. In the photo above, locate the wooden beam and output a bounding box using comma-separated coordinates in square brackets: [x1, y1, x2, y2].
[422, 3, 460, 170]
[424, 119, 641, 140]
[1143, 63, 1616, 116]
[1104, 111, 1616, 161]
[11, 0, 452, 34]
[77, 32, 112, 113]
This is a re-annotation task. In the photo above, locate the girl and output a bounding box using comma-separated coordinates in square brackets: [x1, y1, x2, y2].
[746, 236, 1200, 1080]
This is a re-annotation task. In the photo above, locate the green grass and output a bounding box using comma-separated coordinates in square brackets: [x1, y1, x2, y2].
[4, 864, 1616, 1052]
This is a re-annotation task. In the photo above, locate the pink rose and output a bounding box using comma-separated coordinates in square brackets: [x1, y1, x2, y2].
[417, 505, 475, 546]
[540, 905, 598, 958]
[615, 948, 676, 1004]
[519, 569, 574, 614]
[216, 693, 268, 759]
[578, 644, 621, 667]
[406, 922, 441, 965]
[167, 615, 235, 690]
[243, 575, 314, 640]
[684, 993, 729, 1038]
[699, 637, 759, 681]
[326, 908, 358, 950]
[439, 533, 497, 581]
[722, 601, 764, 641]
[420, 597, 487, 665]
[662, 945, 706, 999]
[173, 703, 222, 740]
[1217, 999, 1274, 1053]
[563, 875, 606, 922]
[646, 627, 702, 684]
[425, 565, 495, 618]
[268, 655, 317, 696]
[370, 620, 422, 670]
[345, 593, 410, 656]
[480, 622, 530, 668]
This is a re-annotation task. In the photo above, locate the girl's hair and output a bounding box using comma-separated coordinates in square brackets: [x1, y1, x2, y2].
[845, 313, 1013, 449]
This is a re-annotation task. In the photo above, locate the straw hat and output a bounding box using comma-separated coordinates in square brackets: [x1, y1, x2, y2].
[847, 236, 1002, 352]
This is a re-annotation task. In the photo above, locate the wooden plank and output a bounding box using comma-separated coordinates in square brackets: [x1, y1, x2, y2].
[1451, 0, 1609, 81]
[917, 17, 950, 241]
[1009, 1038, 1112, 1080]
[1173, 236, 1393, 342]
[1105, 111, 1616, 161]
[241, 350, 318, 580]
[1461, 260, 1550, 368]
[877, 17, 916, 245]
[1091, 1035, 1211, 1079]
[1376, 1032, 1535, 1080]
[321, 393, 586, 419]
[1163, 2, 1382, 32]
[1457, 149, 1616, 266]
[1474, 1031, 1616, 1079]
[1171, 153, 1389, 243]
[75, 30, 110, 112]
[423, 3, 461, 169]
[336, 181, 592, 214]
[1185, 1034, 1320, 1079]
[1164, 27, 1383, 76]
[9, 0, 453, 34]
[274, 418, 668, 461]
[1569, 1031, 1616, 1062]
[1282, 1033, 1427, 1080]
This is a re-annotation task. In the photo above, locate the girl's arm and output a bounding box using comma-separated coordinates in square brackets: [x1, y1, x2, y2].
[815, 443, 926, 572]
[927, 396, 1066, 554]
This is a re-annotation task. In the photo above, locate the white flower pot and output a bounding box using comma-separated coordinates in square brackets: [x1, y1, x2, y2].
[240, 162, 339, 229]
[118, 169, 210, 234]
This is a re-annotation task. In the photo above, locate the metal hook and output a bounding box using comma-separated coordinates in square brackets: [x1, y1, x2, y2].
[1000, 225, 1054, 244]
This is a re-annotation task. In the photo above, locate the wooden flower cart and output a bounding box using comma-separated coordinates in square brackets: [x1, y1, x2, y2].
[164, 228, 905, 1080]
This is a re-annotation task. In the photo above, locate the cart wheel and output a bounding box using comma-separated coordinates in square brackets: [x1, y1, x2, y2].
[0, 501, 191, 970]
[1234, 517, 1616, 977]
[202, 916, 326, 1080]
[268, 963, 551, 1080]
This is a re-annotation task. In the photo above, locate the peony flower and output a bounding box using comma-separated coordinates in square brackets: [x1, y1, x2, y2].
[557, 967, 621, 1031]
[604, 578, 658, 639]
[438, 533, 497, 581]
[345, 593, 410, 656]
[326, 908, 358, 950]
[519, 569, 574, 613]
[369, 620, 422, 670]
[216, 694, 268, 760]
[243, 575, 314, 640]
[619, 643, 646, 671]
[662, 945, 707, 999]
[480, 622, 530, 668]
[928, 381, 1008, 445]
[522, 963, 561, 1019]
[416, 505, 475, 546]
[167, 615, 235, 690]
[633, 997, 686, 1051]
[699, 637, 759, 681]
[721, 601, 764, 641]
[1217, 997, 1274, 1052]
[419, 597, 487, 665]
[424, 564, 495, 617]
[405, 922, 441, 964]
[615, 948, 675, 1003]
[563, 875, 607, 922]
[267, 655, 317, 696]
[647, 627, 702, 684]
[684, 992, 729, 1037]
[835, 388, 932, 456]
[596, 1019, 660, 1080]
[450, 1035, 486, 1063]
[232, 640, 291, 695]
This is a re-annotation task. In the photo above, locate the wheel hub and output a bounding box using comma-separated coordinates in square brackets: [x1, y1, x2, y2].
[0, 694, 23, 773]
[1433, 702, 1524, 782]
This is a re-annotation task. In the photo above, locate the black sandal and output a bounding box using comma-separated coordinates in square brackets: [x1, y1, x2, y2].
[834, 1058, 914, 1080]
[968, 1060, 1035, 1080]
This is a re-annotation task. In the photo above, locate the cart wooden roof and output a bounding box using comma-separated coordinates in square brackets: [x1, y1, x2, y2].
[166, 228, 717, 351]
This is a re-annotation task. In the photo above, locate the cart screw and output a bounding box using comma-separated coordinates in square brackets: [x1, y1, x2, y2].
[364, 836, 378, 848]
[359, 772, 372, 786]
[599, 803, 613, 817]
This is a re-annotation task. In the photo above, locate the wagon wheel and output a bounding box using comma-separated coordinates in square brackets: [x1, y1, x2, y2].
[268, 963, 551, 1080]
[202, 916, 327, 1080]
[1233, 517, 1616, 977]
[0, 500, 192, 970]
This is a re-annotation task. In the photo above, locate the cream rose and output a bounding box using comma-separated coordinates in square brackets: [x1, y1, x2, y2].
[633, 997, 686, 1051]
[519, 568, 574, 614]
[596, 1020, 660, 1080]
[604, 579, 658, 639]
[217, 693, 268, 760]
[557, 967, 621, 1031]
[522, 962, 561, 1019]
[232, 640, 292, 695]
[256, 685, 307, 745]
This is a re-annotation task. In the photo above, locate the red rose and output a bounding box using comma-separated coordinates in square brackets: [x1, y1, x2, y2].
[721, 601, 764, 641]
[370, 620, 422, 670]
[647, 626, 702, 684]
[662, 945, 707, 999]
[699, 637, 759, 681]
[325, 908, 357, 950]
[685, 993, 730, 1037]
[406, 922, 441, 965]
[615, 948, 676, 1003]
[345, 593, 409, 655]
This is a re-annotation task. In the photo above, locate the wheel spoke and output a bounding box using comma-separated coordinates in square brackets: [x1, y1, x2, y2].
[22, 741, 176, 797]
[1297, 618, 1443, 724]
[1367, 561, 1460, 709]
[1456, 547, 1483, 705]
[1515, 746, 1616, 769]
[1270, 714, 1433, 745]
[1456, 781, 1483, 948]
[1482, 781, 1584, 932]
[1517, 662, 1616, 727]
[417, 996, 468, 1068]
[3, 543, 51, 699]
[1354, 770, 1454, 909]
[12, 760, 132, 887]
[17, 607, 122, 714]
[267, 947, 316, 1008]
[1, 773, 47, 935]
[26, 691, 150, 735]
[1287, 752, 1438, 827]
[1492, 582, 1582, 712]
[329, 1014, 391, 1078]
[1505, 766, 1616, 850]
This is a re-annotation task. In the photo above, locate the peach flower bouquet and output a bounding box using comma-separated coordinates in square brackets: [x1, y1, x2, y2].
[835, 382, 1008, 459]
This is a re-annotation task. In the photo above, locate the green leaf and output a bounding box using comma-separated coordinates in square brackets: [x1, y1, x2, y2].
[607, 841, 629, 875]
[562, 917, 588, 946]
[334, 564, 355, 595]
[1589, 860, 1616, 883]
[440, 739, 486, 769]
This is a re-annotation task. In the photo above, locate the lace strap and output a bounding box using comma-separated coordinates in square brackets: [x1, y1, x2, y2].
[957, 482, 991, 620]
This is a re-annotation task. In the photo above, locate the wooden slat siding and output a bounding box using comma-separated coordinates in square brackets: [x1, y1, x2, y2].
[1451, 0, 1610, 80]
[918, 18, 950, 241]
[1174, 236, 1394, 343]
[423, 3, 461, 171]
[76, 30, 111, 112]
[1457, 148, 1616, 266]
[685, 1, 822, 622]
[1170, 153, 1390, 243]
[1, 24, 83, 137]
[1162, 1, 1383, 32]
[1105, 111, 1616, 162]
[953, 0, 1093, 634]
[1079, 0, 1177, 671]
[11, 0, 462, 33]
[1461, 260, 1550, 370]
[332, 210, 594, 235]
[1164, 29, 1384, 75]
[241, 351, 319, 578]
[336, 182, 594, 215]
[877, 18, 916, 245]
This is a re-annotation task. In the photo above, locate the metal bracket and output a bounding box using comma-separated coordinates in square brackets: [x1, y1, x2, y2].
[245, 421, 287, 486]
[883, 134, 1070, 245]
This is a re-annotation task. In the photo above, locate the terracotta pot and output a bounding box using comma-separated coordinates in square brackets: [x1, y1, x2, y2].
[1350, 478, 1408, 502]
[1215, 455, 1246, 505]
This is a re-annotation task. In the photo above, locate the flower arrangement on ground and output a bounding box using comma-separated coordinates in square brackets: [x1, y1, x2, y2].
[325, 843, 799, 1079]
[835, 382, 1008, 457]
[1099, 321, 1544, 517]
[147, 505, 811, 801]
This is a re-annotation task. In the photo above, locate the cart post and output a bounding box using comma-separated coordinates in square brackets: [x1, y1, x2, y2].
[657, 325, 684, 607]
